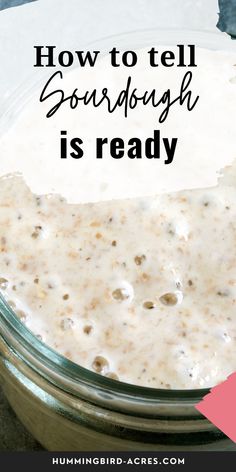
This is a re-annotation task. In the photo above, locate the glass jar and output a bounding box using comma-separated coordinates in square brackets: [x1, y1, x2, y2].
[0, 29, 236, 451]
[0, 292, 235, 451]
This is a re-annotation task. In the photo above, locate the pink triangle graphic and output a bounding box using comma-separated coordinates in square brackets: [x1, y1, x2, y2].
[195, 372, 236, 443]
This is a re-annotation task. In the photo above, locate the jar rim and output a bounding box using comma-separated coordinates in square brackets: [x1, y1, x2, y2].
[0, 293, 208, 404]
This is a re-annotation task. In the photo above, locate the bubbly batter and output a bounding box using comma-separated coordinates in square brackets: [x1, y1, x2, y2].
[0, 46, 236, 389]
[0, 166, 236, 389]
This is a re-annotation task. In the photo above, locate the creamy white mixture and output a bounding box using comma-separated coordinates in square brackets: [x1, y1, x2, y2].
[0, 164, 236, 389]
[0, 46, 236, 389]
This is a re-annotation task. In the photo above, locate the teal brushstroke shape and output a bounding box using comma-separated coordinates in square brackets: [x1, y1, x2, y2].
[217, 0, 236, 39]
[0, 0, 36, 11]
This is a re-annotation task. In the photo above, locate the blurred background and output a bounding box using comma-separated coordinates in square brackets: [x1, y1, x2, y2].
[0, 0, 36, 9]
